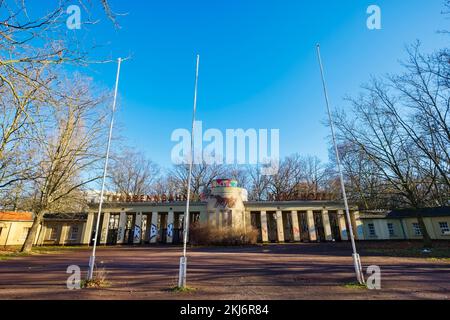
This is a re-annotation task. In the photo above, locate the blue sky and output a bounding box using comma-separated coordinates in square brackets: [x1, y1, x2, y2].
[72, 0, 449, 169]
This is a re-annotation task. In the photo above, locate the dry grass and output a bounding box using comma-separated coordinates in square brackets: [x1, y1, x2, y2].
[0, 246, 85, 261]
[189, 224, 259, 246]
[170, 286, 197, 293]
[344, 282, 367, 290]
[81, 268, 110, 289]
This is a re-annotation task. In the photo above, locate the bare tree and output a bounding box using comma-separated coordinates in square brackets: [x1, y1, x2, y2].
[0, 65, 53, 196]
[334, 80, 439, 248]
[267, 154, 304, 201]
[0, 0, 120, 208]
[20, 76, 109, 252]
[333, 143, 393, 210]
[108, 149, 160, 195]
[170, 162, 227, 199]
[246, 165, 270, 201]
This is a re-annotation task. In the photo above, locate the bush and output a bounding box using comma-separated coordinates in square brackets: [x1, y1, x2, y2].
[190, 223, 259, 246]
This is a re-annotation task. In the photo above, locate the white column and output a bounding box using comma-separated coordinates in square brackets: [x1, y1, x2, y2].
[100, 212, 110, 244]
[208, 211, 216, 227]
[58, 224, 68, 245]
[81, 212, 95, 245]
[149, 212, 158, 244]
[322, 210, 333, 241]
[260, 211, 269, 242]
[133, 212, 143, 244]
[199, 209, 208, 224]
[276, 210, 284, 242]
[351, 211, 365, 240]
[216, 209, 222, 228]
[244, 211, 251, 230]
[291, 211, 301, 242]
[306, 210, 317, 242]
[337, 210, 348, 241]
[167, 209, 174, 244]
[116, 212, 127, 244]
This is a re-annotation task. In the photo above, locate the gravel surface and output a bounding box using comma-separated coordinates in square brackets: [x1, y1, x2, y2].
[0, 243, 449, 300]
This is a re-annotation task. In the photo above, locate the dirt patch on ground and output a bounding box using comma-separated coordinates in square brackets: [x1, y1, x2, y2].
[0, 243, 449, 300]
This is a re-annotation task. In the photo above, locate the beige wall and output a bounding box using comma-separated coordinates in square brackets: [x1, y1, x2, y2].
[401, 217, 450, 240]
[0, 220, 84, 247]
[40, 222, 84, 245]
[0, 221, 34, 246]
[362, 217, 450, 241]
[362, 219, 404, 240]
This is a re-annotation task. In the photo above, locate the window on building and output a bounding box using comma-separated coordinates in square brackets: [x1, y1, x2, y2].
[368, 223, 377, 238]
[69, 226, 79, 240]
[439, 222, 450, 235]
[46, 227, 58, 240]
[387, 223, 395, 237]
[20, 227, 30, 240]
[412, 223, 422, 236]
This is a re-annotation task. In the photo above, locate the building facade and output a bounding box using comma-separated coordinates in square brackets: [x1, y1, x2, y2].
[2, 180, 448, 247]
[79, 179, 364, 246]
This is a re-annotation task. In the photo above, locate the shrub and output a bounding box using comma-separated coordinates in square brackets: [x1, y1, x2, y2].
[190, 223, 258, 246]
[81, 268, 110, 288]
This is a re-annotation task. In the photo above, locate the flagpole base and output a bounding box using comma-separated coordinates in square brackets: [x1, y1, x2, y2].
[352, 253, 365, 285]
[87, 255, 95, 280]
[178, 256, 187, 288]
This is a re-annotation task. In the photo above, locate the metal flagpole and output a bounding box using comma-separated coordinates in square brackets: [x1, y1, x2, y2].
[178, 54, 200, 288]
[316, 45, 365, 285]
[87, 57, 123, 281]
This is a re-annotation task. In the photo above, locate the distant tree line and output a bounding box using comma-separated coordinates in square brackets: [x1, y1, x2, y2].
[0, 1, 448, 252]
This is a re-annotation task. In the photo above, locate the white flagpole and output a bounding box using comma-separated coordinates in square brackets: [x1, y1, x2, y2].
[87, 57, 122, 281]
[316, 45, 365, 285]
[178, 54, 200, 288]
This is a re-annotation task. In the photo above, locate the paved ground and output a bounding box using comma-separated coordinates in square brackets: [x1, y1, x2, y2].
[0, 243, 449, 300]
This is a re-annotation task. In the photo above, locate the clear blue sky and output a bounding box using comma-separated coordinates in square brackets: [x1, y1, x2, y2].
[74, 0, 448, 169]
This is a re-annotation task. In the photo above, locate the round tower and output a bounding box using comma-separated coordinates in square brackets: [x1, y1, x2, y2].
[206, 179, 248, 229]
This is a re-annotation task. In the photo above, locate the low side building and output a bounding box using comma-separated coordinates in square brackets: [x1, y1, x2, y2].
[360, 207, 450, 240]
[0, 212, 88, 247]
[0, 212, 35, 246]
[35, 213, 88, 246]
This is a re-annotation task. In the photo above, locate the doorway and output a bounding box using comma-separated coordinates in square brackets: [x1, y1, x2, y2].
[251, 212, 262, 242]
[328, 212, 342, 241]
[282, 212, 293, 242]
[123, 213, 135, 245]
[158, 213, 168, 243]
[90, 214, 103, 246]
[313, 212, 325, 242]
[267, 212, 277, 242]
[298, 212, 309, 242]
[107, 214, 120, 245]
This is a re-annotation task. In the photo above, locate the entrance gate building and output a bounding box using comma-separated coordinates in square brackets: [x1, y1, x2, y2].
[83, 180, 364, 245]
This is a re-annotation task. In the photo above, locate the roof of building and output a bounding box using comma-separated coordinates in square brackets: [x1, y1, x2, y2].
[43, 213, 88, 221]
[386, 207, 450, 219]
[359, 210, 390, 219]
[0, 211, 33, 222]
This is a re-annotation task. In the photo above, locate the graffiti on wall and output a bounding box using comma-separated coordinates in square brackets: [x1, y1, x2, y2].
[149, 224, 158, 240]
[213, 195, 237, 209]
[167, 223, 174, 238]
[133, 225, 141, 242]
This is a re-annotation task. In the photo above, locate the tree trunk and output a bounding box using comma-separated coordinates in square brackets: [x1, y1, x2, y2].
[21, 212, 44, 253]
[417, 213, 432, 249]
